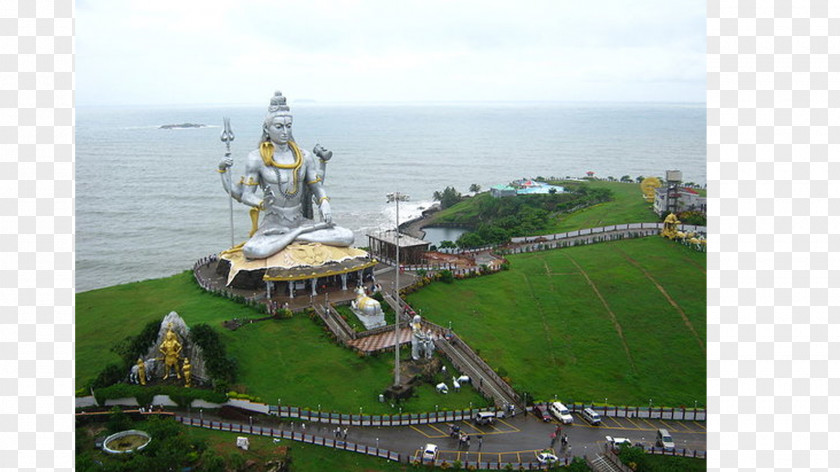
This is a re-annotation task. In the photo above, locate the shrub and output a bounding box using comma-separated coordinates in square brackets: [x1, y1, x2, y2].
[439, 270, 454, 284]
[110, 319, 162, 368]
[93, 383, 227, 406]
[190, 323, 238, 385]
[107, 406, 133, 433]
[91, 363, 126, 390]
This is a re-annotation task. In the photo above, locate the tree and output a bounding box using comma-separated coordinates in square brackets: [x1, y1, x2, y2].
[434, 186, 462, 209]
[620, 175, 632, 183]
[110, 319, 162, 368]
[107, 406, 132, 433]
[636, 175, 645, 183]
[438, 240, 456, 249]
[469, 183, 481, 193]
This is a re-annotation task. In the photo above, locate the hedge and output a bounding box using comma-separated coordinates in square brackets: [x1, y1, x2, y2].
[93, 383, 227, 407]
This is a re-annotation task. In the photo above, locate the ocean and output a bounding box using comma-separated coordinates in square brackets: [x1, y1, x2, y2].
[76, 102, 706, 292]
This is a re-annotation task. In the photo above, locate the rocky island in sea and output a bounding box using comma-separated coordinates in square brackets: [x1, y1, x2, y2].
[159, 123, 206, 129]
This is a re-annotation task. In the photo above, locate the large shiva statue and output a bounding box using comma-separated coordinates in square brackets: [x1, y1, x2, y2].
[218, 91, 354, 259]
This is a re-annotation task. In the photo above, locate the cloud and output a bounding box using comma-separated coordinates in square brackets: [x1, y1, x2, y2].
[76, 0, 706, 105]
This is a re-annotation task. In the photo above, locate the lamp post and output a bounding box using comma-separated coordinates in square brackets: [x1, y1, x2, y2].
[376, 437, 380, 450]
[386, 192, 409, 387]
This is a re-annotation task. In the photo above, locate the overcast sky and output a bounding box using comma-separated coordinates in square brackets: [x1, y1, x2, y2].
[76, 0, 706, 106]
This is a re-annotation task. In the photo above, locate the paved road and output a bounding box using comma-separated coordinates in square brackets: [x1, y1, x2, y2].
[204, 408, 706, 465]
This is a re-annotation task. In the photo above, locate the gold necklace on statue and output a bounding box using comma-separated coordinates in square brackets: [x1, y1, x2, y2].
[260, 141, 303, 196]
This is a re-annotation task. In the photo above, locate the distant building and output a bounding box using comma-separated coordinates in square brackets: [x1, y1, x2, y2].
[366, 230, 431, 265]
[491, 180, 564, 198]
[490, 185, 517, 198]
[653, 186, 706, 216]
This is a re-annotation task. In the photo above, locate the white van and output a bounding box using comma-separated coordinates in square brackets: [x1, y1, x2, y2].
[581, 407, 602, 425]
[656, 429, 675, 451]
[549, 402, 573, 424]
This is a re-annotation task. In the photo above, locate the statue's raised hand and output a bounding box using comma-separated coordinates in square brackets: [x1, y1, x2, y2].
[218, 156, 233, 171]
[319, 199, 333, 224]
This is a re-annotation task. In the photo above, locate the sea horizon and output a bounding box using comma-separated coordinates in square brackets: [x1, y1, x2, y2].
[76, 102, 706, 292]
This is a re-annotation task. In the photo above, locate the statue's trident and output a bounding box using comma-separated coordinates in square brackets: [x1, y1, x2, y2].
[221, 117, 235, 248]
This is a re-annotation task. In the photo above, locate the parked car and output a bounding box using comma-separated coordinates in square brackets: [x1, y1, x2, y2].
[473, 411, 496, 425]
[581, 407, 602, 425]
[549, 401, 574, 424]
[656, 429, 675, 451]
[605, 436, 632, 451]
[422, 443, 439, 461]
[536, 450, 558, 464]
[532, 403, 552, 422]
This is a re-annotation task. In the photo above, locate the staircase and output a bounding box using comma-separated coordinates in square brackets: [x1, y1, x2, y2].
[588, 455, 624, 472]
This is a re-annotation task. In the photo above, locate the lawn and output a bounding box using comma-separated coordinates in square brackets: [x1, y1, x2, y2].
[544, 180, 661, 233]
[187, 427, 412, 472]
[428, 180, 661, 236]
[76, 272, 489, 414]
[405, 236, 706, 408]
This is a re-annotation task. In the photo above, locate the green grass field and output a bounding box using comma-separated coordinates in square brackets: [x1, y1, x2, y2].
[186, 427, 412, 472]
[76, 273, 489, 414]
[429, 180, 660, 236]
[545, 180, 661, 233]
[406, 236, 706, 407]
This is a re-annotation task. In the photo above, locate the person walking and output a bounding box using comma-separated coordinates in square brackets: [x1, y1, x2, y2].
[343, 427, 348, 440]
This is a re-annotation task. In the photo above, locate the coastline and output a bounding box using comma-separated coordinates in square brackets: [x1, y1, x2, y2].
[399, 203, 440, 240]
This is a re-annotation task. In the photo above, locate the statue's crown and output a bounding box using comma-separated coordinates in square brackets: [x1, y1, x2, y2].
[268, 91, 290, 113]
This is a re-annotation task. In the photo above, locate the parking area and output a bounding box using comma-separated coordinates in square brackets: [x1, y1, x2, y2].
[569, 411, 706, 434]
[410, 417, 520, 439]
[403, 410, 706, 466]
[412, 446, 563, 465]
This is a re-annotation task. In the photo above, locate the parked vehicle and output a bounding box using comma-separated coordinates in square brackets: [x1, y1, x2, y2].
[473, 411, 496, 425]
[656, 429, 675, 451]
[532, 403, 552, 422]
[549, 401, 574, 424]
[581, 407, 602, 425]
[605, 436, 632, 451]
[536, 450, 558, 464]
[422, 443, 439, 461]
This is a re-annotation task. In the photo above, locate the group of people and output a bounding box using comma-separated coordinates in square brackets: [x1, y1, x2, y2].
[333, 426, 349, 440]
[448, 424, 471, 448]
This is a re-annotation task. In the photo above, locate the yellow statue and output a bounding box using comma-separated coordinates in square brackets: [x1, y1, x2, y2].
[136, 358, 146, 386]
[159, 324, 183, 380]
[182, 357, 192, 388]
[661, 213, 681, 240]
[640, 177, 662, 203]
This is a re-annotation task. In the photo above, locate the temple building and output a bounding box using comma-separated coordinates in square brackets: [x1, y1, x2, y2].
[366, 230, 431, 266]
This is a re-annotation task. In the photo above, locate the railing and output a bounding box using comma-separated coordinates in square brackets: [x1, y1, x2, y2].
[192, 254, 264, 304]
[175, 415, 400, 462]
[510, 223, 706, 244]
[436, 334, 520, 409]
[563, 403, 706, 421]
[603, 442, 706, 465]
[272, 406, 495, 427]
[371, 296, 520, 409]
[419, 457, 578, 470]
[313, 304, 356, 342]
